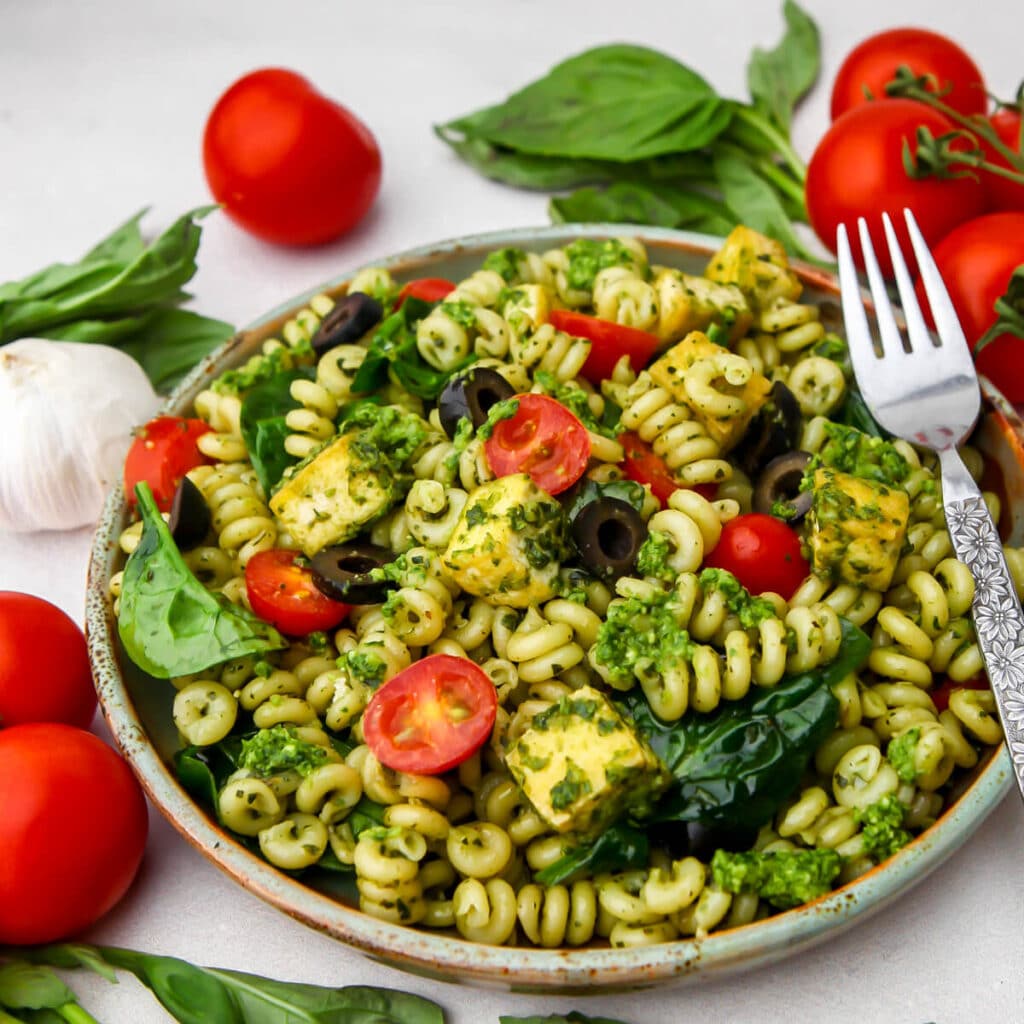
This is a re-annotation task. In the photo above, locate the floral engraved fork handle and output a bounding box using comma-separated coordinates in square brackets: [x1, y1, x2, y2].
[940, 449, 1024, 800]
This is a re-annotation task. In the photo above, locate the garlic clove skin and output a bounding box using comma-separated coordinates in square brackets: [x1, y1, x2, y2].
[0, 339, 163, 532]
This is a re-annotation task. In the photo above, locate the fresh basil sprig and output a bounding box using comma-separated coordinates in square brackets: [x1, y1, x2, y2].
[436, 1, 821, 258]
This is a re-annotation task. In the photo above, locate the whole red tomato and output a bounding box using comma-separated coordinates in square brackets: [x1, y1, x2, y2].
[830, 27, 987, 121]
[203, 68, 382, 246]
[703, 513, 809, 599]
[916, 212, 1024, 402]
[806, 99, 986, 275]
[980, 108, 1024, 212]
[0, 723, 148, 944]
[0, 592, 96, 729]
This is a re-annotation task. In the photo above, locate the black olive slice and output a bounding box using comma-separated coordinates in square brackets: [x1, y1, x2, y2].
[733, 381, 803, 478]
[310, 293, 383, 354]
[168, 476, 211, 551]
[752, 450, 813, 521]
[310, 543, 396, 604]
[570, 498, 645, 580]
[437, 367, 516, 438]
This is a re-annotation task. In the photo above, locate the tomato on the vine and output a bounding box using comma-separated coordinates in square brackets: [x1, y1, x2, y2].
[548, 309, 660, 385]
[124, 416, 212, 512]
[618, 431, 714, 507]
[362, 654, 497, 774]
[806, 99, 986, 275]
[484, 393, 590, 495]
[396, 277, 456, 306]
[0, 592, 96, 729]
[703, 513, 809, 599]
[830, 27, 987, 121]
[980, 108, 1024, 212]
[0, 723, 148, 944]
[203, 68, 382, 246]
[915, 212, 1024, 403]
[245, 549, 352, 636]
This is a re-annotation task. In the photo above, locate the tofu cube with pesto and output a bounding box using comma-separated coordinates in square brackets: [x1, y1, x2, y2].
[506, 685, 669, 835]
[441, 474, 568, 608]
[651, 267, 753, 346]
[808, 468, 910, 592]
[647, 330, 772, 451]
[704, 225, 803, 311]
[269, 433, 394, 557]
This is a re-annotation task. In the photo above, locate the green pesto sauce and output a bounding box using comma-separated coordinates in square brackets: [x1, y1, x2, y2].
[635, 531, 675, 582]
[212, 343, 309, 396]
[476, 397, 520, 441]
[550, 760, 593, 811]
[340, 650, 387, 688]
[345, 404, 429, 471]
[711, 848, 843, 909]
[698, 567, 778, 628]
[482, 246, 527, 283]
[237, 724, 329, 779]
[440, 299, 478, 330]
[564, 238, 642, 292]
[533, 370, 615, 438]
[803, 422, 909, 490]
[855, 794, 911, 860]
[887, 728, 920, 784]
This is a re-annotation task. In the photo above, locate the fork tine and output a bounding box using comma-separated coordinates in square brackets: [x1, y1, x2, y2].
[881, 211, 934, 352]
[856, 218, 906, 358]
[835, 223, 875, 363]
[901, 208, 971, 354]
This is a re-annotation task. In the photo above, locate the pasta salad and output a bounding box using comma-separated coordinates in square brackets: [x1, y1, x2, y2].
[112, 226, 1017, 950]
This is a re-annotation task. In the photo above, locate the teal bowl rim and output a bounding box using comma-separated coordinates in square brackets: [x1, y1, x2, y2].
[85, 223, 1014, 993]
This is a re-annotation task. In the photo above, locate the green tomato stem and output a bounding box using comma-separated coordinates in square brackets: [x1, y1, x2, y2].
[57, 1003, 103, 1024]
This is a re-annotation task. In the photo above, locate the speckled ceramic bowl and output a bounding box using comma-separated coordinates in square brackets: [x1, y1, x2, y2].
[85, 225, 1019, 992]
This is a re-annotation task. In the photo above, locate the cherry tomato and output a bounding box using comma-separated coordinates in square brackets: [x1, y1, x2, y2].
[807, 99, 986, 276]
[484, 393, 590, 495]
[830, 27, 987, 121]
[914, 212, 1024, 402]
[245, 549, 351, 636]
[203, 68, 382, 246]
[124, 416, 213, 513]
[930, 674, 989, 713]
[548, 309, 660, 385]
[0, 592, 96, 729]
[980, 108, 1024, 212]
[0, 723, 148, 944]
[618, 431, 714, 507]
[362, 654, 497, 775]
[396, 277, 456, 306]
[704, 513, 809, 599]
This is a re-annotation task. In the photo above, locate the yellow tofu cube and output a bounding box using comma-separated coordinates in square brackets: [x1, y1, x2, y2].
[704, 225, 803, 311]
[808, 468, 910, 591]
[647, 331, 772, 451]
[506, 685, 669, 835]
[651, 267, 753, 346]
[269, 434, 394, 557]
[441, 474, 568, 608]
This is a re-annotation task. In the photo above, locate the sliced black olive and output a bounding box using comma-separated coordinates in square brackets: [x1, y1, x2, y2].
[752, 450, 813, 521]
[310, 543, 396, 604]
[732, 381, 803, 478]
[570, 498, 645, 580]
[310, 292, 383, 354]
[437, 367, 516, 438]
[168, 476, 210, 551]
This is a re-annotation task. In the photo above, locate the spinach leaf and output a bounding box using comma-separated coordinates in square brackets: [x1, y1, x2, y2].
[534, 824, 648, 886]
[239, 367, 316, 494]
[438, 45, 731, 162]
[564, 478, 648, 522]
[628, 619, 870, 830]
[118, 483, 285, 679]
[174, 737, 245, 810]
[837, 390, 889, 438]
[746, 0, 820, 131]
[0, 961, 77, 1012]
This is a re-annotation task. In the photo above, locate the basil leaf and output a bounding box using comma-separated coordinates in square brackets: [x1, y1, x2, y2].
[81, 207, 147, 263]
[118, 483, 285, 679]
[439, 45, 731, 162]
[0, 962, 76, 1010]
[239, 367, 315, 494]
[534, 823, 648, 886]
[747, 0, 820, 131]
[629, 619, 869, 830]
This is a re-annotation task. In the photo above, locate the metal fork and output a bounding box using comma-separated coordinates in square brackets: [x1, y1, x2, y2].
[837, 208, 1024, 803]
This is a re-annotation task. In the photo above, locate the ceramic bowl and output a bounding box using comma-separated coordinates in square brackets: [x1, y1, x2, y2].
[85, 224, 1019, 993]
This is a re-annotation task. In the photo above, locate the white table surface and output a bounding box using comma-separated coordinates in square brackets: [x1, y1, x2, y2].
[3, 1, 1023, 1020]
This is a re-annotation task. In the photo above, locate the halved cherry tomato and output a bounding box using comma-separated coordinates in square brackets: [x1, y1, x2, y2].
[484, 393, 590, 495]
[548, 309, 659, 386]
[930, 674, 990, 713]
[362, 654, 497, 774]
[245, 549, 351, 636]
[124, 416, 213, 512]
[396, 277, 456, 306]
[618, 431, 714, 508]
[704, 513, 809, 599]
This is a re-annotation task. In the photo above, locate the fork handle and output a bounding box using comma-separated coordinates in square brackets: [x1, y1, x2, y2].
[939, 447, 1024, 802]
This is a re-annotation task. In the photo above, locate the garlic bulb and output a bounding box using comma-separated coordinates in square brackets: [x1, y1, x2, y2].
[0, 339, 162, 532]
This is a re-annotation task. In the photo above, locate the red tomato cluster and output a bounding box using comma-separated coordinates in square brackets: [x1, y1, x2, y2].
[0, 594, 148, 945]
[808, 27, 1024, 402]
